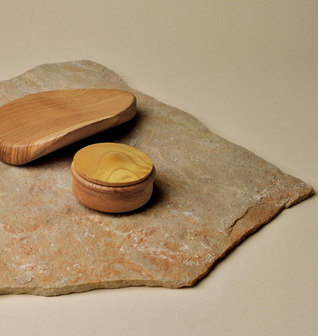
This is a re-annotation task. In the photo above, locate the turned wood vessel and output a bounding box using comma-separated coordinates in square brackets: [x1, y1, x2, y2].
[71, 143, 156, 213]
[0, 89, 136, 165]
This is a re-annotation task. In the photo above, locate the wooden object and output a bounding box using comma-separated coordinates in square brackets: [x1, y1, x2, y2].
[73, 143, 153, 186]
[0, 89, 136, 165]
[71, 143, 155, 213]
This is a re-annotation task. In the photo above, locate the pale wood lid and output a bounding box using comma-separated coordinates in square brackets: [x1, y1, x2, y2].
[73, 143, 153, 187]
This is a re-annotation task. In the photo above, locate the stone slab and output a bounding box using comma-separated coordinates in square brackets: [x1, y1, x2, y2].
[0, 60, 314, 296]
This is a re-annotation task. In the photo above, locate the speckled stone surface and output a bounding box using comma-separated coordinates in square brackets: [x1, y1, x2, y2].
[0, 60, 314, 296]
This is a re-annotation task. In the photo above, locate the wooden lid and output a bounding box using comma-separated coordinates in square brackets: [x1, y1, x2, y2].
[73, 143, 153, 187]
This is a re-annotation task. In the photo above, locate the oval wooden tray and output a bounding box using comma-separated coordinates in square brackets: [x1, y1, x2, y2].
[0, 89, 136, 165]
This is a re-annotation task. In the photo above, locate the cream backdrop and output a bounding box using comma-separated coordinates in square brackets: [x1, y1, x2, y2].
[0, 1, 317, 335]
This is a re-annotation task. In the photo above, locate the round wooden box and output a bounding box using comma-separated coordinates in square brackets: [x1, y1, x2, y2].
[71, 143, 156, 213]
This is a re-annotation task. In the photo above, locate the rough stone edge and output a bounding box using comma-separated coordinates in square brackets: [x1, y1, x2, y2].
[0, 60, 315, 296]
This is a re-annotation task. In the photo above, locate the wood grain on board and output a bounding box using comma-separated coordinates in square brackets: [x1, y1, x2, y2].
[0, 89, 136, 165]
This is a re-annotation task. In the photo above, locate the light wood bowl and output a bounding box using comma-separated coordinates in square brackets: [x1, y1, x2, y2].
[71, 143, 156, 213]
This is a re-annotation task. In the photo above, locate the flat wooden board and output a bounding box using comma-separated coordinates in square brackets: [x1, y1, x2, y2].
[0, 89, 136, 165]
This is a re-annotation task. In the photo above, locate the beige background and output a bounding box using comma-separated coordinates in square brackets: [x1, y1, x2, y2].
[0, 1, 317, 335]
